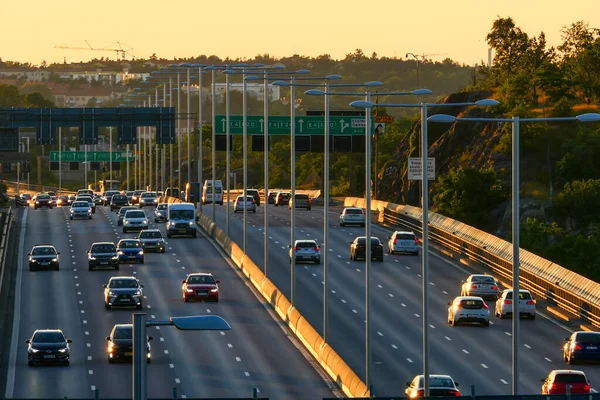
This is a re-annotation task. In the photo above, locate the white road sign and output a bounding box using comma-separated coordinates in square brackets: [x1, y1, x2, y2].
[408, 157, 435, 180]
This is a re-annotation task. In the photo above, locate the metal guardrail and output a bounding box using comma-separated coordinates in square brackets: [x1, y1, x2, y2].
[0, 206, 13, 300]
[4, 180, 77, 196]
[382, 205, 600, 328]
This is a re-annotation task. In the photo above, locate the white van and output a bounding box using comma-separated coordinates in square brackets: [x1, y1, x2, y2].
[77, 189, 94, 197]
[202, 180, 223, 205]
[166, 203, 197, 238]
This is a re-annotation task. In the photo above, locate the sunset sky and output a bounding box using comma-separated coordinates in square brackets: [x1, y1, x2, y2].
[3, 0, 599, 66]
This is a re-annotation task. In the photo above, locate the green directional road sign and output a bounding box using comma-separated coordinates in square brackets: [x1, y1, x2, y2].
[49, 151, 134, 162]
[214, 115, 373, 135]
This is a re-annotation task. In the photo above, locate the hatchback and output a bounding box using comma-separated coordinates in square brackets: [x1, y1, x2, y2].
[117, 206, 138, 226]
[495, 289, 536, 319]
[234, 195, 256, 213]
[116, 239, 144, 264]
[447, 296, 490, 326]
[182, 273, 220, 302]
[106, 324, 152, 364]
[350, 236, 384, 261]
[137, 229, 166, 253]
[103, 276, 143, 310]
[70, 201, 92, 220]
[26, 329, 72, 366]
[246, 189, 261, 206]
[139, 192, 158, 208]
[339, 207, 365, 227]
[541, 370, 590, 394]
[123, 210, 149, 233]
[110, 194, 129, 211]
[564, 331, 600, 364]
[28, 244, 60, 271]
[405, 374, 460, 398]
[289, 240, 321, 264]
[289, 193, 311, 210]
[387, 231, 419, 255]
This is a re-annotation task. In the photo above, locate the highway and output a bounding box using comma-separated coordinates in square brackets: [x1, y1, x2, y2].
[207, 201, 600, 397]
[4, 204, 338, 399]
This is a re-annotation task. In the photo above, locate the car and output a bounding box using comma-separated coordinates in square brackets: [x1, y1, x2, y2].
[137, 229, 166, 253]
[541, 370, 590, 394]
[77, 189, 94, 198]
[246, 189, 261, 206]
[106, 324, 152, 363]
[350, 236, 384, 261]
[102, 190, 120, 206]
[18, 193, 33, 207]
[139, 191, 158, 208]
[289, 193, 311, 210]
[154, 203, 168, 222]
[110, 194, 129, 211]
[93, 194, 103, 205]
[123, 209, 149, 233]
[447, 296, 490, 326]
[234, 195, 256, 213]
[461, 274, 501, 300]
[339, 207, 365, 227]
[46, 191, 56, 198]
[165, 187, 181, 199]
[182, 273, 220, 302]
[117, 206, 137, 226]
[274, 192, 291, 206]
[157, 191, 164, 197]
[76, 196, 96, 213]
[57, 195, 69, 207]
[564, 331, 600, 364]
[28, 244, 60, 271]
[405, 374, 460, 398]
[34, 193, 52, 209]
[289, 239, 321, 264]
[103, 276, 143, 310]
[70, 200, 93, 220]
[131, 190, 145, 205]
[88, 242, 119, 271]
[267, 192, 277, 204]
[495, 289, 536, 319]
[125, 191, 135, 204]
[50, 196, 57, 207]
[116, 239, 144, 264]
[166, 203, 197, 238]
[387, 231, 419, 255]
[67, 195, 76, 205]
[26, 329, 72, 366]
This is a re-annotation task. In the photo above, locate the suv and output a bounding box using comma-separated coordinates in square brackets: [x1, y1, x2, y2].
[110, 194, 129, 211]
[103, 276, 143, 310]
[542, 370, 590, 395]
[28, 244, 60, 271]
[274, 192, 291, 206]
[495, 289, 536, 319]
[289, 239, 320, 264]
[88, 242, 119, 271]
[447, 296, 490, 326]
[139, 192, 158, 208]
[123, 210, 149, 233]
[387, 231, 419, 255]
[564, 331, 600, 364]
[34, 194, 52, 209]
[289, 193, 311, 210]
[339, 207, 365, 227]
[246, 189, 261, 206]
[350, 236, 384, 261]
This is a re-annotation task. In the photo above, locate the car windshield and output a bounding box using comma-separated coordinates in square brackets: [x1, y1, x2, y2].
[32, 247, 55, 256]
[109, 279, 139, 288]
[37, 195, 50, 200]
[170, 210, 194, 219]
[418, 377, 455, 388]
[157, 204, 167, 210]
[471, 276, 496, 284]
[188, 275, 215, 284]
[22, 194, 32, 199]
[119, 241, 141, 249]
[126, 192, 134, 196]
[92, 244, 115, 253]
[113, 328, 133, 339]
[134, 191, 144, 195]
[397, 233, 415, 240]
[119, 207, 135, 215]
[296, 242, 317, 248]
[355, 237, 381, 245]
[554, 374, 587, 383]
[459, 299, 484, 309]
[576, 333, 600, 343]
[140, 231, 162, 239]
[505, 291, 532, 300]
[345, 209, 362, 215]
[72, 202, 89, 208]
[113, 195, 126, 201]
[126, 211, 146, 218]
[32, 331, 65, 343]
[77, 198, 92, 203]
[279, 193, 290, 199]
[295, 194, 309, 199]
[141, 193, 156, 198]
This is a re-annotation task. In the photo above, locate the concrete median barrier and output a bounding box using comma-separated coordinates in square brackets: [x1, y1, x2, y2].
[260, 278, 279, 308]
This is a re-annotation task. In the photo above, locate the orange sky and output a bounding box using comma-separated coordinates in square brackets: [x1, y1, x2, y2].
[2, 0, 599, 66]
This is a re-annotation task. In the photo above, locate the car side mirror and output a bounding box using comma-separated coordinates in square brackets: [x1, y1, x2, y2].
[182, 280, 186, 284]
[67, 339, 72, 344]
[140, 284, 144, 288]
[405, 382, 411, 388]
[57, 252, 60, 255]
[148, 336, 154, 341]
[102, 284, 107, 288]
[105, 336, 111, 341]
[25, 340, 30, 344]
[216, 280, 220, 284]
[455, 383, 459, 387]
[27, 253, 31, 256]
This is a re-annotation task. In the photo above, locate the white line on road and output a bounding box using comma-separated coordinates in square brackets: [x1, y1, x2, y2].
[331, 290, 336, 294]
[391, 345, 398, 349]
[414, 314, 420, 318]
[545, 357, 552, 362]
[481, 364, 488, 369]
[88, 356, 92, 361]
[151, 315, 155, 319]
[85, 331, 89, 335]
[91, 386, 96, 391]
[169, 364, 174, 368]
[462, 349, 470, 354]
[341, 300, 347, 303]
[401, 303, 406, 307]
[429, 325, 435, 329]
[175, 378, 180, 384]
[377, 285, 383, 288]
[164, 350, 169, 354]
[220, 332, 225, 336]
[377, 332, 384, 337]
[389, 293, 394, 297]
[86, 343, 91, 348]
[524, 344, 531, 349]
[445, 336, 451, 341]
[406, 358, 413, 363]
[505, 332, 512, 336]
[83, 320, 87, 324]
[352, 309, 358, 314]
[442, 290, 448, 294]
[228, 344, 233, 348]
[88, 370, 93, 375]
[501, 379, 508, 385]
[244, 372, 250, 377]
[236, 357, 241, 362]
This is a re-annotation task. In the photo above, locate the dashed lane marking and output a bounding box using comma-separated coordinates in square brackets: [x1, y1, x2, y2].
[244, 372, 250, 377]
[169, 364, 174, 368]
[392, 344, 398, 349]
[88, 370, 93, 375]
[175, 378, 180, 384]
[501, 379, 508, 385]
[377, 332, 383, 337]
[406, 358, 413, 363]
[236, 357, 241, 362]
[228, 344, 233, 348]
[86, 343, 91, 348]
[545, 357, 552, 362]
[524, 344, 531, 349]
[352, 309, 358, 314]
[482, 364, 488, 368]
[462, 349, 470, 354]
[164, 350, 169, 354]
[88, 356, 92, 361]
[445, 336, 451, 341]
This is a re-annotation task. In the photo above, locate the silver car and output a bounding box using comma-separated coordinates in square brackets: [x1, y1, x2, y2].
[339, 207, 365, 227]
[461, 274, 501, 300]
[154, 203, 168, 223]
[387, 231, 419, 255]
[234, 195, 256, 213]
[70, 201, 92, 220]
[139, 192, 158, 208]
[447, 296, 490, 326]
[495, 289, 536, 319]
[289, 239, 321, 264]
[123, 210, 149, 233]
[137, 229, 166, 253]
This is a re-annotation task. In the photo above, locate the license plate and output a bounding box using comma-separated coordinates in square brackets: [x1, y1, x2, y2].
[302, 256, 311, 259]
[179, 229, 187, 233]
[128, 255, 136, 258]
[43, 355, 55, 359]
[125, 352, 132, 356]
[197, 291, 208, 296]
[468, 314, 480, 318]
[588, 346, 598, 350]
[40, 262, 50, 265]
[100, 262, 108, 265]
[120, 298, 130, 302]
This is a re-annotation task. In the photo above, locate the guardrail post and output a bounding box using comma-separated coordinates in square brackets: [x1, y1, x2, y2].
[470, 384, 475, 399]
[253, 387, 258, 399]
[172, 387, 177, 400]
[369, 384, 374, 399]
[94, 388, 99, 400]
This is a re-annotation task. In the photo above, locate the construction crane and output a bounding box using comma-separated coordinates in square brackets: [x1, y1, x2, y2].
[54, 40, 134, 60]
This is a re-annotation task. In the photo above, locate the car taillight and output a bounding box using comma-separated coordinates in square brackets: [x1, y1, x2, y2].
[491, 285, 498, 290]
[482, 302, 489, 309]
[504, 300, 512, 304]
[574, 344, 582, 350]
[584, 384, 591, 392]
[526, 300, 535, 305]
[393, 239, 397, 245]
[471, 285, 477, 289]
[294, 247, 300, 251]
[315, 247, 320, 251]
[550, 384, 558, 391]
[361, 209, 365, 214]
[414, 389, 424, 398]
[414, 238, 419, 245]
[454, 391, 461, 397]
[307, 198, 311, 203]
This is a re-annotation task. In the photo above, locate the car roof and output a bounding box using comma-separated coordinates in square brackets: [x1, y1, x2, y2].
[113, 324, 133, 329]
[344, 207, 362, 210]
[32, 244, 55, 248]
[549, 369, 587, 376]
[140, 229, 161, 233]
[414, 374, 454, 380]
[118, 239, 141, 243]
[454, 296, 484, 301]
[92, 242, 115, 245]
[394, 230, 415, 235]
[188, 272, 213, 277]
[295, 239, 318, 244]
[33, 328, 64, 333]
[503, 288, 531, 293]
[109, 276, 138, 280]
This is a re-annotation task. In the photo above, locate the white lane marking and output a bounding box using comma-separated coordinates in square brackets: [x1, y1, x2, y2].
[155, 326, 160, 330]
[429, 325, 435, 329]
[80, 310, 84, 313]
[331, 290, 336, 294]
[352, 309, 358, 314]
[143, 296, 147, 299]
[169, 364, 174, 368]
[501, 379, 508, 385]
[220, 332, 225, 336]
[391, 344, 398, 349]
[244, 372, 250, 377]
[481, 364, 488, 369]
[405, 266, 410, 270]
[228, 344, 233, 348]
[443, 291, 448, 295]
[377, 332, 384, 337]
[176, 259, 181, 263]
[429, 282, 435, 286]
[146, 305, 151, 309]
[85, 331, 89, 336]
[164, 350, 169, 354]
[378, 285, 383, 288]
[505, 332, 512, 336]
[389, 293, 394, 298]
[151, 315, 155, 319]
[414, 313, 420, 318]
[79, 301, 83, 304]
[445, 336, 451, 341]
[236, 357, 241, 362]
[88, 370, 93, 375]
[83, 320, 87, 324]
[312, 273, 317, 277]
[401, 303, 407, 307]
[406, 358, 413, 363]
[160, 337, 164, 342]
[206, 309, 211, 313]
[181, 395, 187, 399]
[417, 274, 421, 277]
[73, 269, 77, 272]
[356, 269, 361, 272]
[172, 253, 176, 256]
[88, 356, 92, 361]
[545, 357, 552, 362]
[75, 283, 79, 287]
[524, 344, 531, 349]
[72, 262, 76, 265]
[86, 343, 91, 348]
[77, 292, 81, 295]
[91, 385, 96, 391]
[337, 255, 341, 258]
[462, 349, 470, 354]
[346, 261, 351, 265]
[341, 299, 347, 303]
[175, 378, 180, 384]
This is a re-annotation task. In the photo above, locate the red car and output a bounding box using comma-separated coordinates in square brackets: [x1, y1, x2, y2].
[182, 273, 220, 302]
[542, 370, 590, 395]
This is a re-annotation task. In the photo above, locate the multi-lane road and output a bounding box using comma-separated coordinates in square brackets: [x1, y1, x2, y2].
[205, 201, 600, 397]
[4, 204, 338, 399]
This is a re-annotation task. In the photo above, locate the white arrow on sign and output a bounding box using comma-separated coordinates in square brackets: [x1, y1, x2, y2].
[221, 118, 227, 132]
[298, 119, 304, 133]
[259, 118, 264, 133]
[339, 119, 346, 133]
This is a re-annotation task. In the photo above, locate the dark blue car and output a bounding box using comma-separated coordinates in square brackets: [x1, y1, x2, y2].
[116, 239, 144, 264]
[564, 331, 600, 364]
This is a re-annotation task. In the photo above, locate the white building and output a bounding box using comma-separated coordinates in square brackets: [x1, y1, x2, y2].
[180, 83, 280, 101]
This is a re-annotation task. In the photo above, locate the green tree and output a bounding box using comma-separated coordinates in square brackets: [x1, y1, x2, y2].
[25, 92, 54, 108]
[554, 179, 600, 225]
[0, 84, 25, 106]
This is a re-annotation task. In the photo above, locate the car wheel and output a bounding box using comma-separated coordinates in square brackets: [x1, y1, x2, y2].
[88, 264, 94, 271]
[29, 264, 34, 271]
[498, 312, 505, 319]
[183, 296, 189, 302]
[307, 207, 311, 211]
[192, 231, 197, 238]
[49, 206, 52, 209]
[114, 264, 119, 270]
[89, 216, 92, 220]
[253, 209, 256, 213]
[315, 259, 321, 265]
[28, 360, 34, 366]
[167, 233, 172, 238]
[154, 218, 158, 223]
[530, 314, 536, 320]
[105, 303, 111, 310]
[92, 209, 95, 214]
[123, 228, 127, 233]
[55, 265, 59, 271]
[70, 216, 73, 220]
[140, 258, 144, 264]
[450, 318, 456, 326]
[340, 222, 345, 227]
[482, 321, 490, 327]
[567, 354, 575, 365]
[108, 357, 114, 364]
[234, 210, 237, 213]
[146, 358, 151, 364]
[137, 303, 143, 310]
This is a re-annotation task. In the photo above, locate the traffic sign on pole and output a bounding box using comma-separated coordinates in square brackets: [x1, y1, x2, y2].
[408, 157, 435, 180]
[374, 115, 393, 123]
[214, 115, 373, 135]
[49, 151, 134, 162]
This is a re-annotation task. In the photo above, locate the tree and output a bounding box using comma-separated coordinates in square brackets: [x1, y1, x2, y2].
[554, 179, 600, 225]
[0, 84, 24, 107]
[25, 92, 54, 108]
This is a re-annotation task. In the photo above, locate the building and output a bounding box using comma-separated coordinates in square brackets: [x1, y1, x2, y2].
[0, 69, 50, 82]
[180, 83, 280, 102]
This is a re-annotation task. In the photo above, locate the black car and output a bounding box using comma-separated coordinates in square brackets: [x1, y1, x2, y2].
[88, 242, 119, 271]
[246, 189, 261, 206]
[26, 329, 72, 366]
[274, 192, 291, 206]
[131, 190, 145, 205]
[57, 195, 69, 207]
[28, 244, 60, 271]
[106, 324, 152, 363]
[117, 206, 137, 226]
[111, 194, 129, 211]
[267, 192, 277, 204]
[34, 194, 52, 209]
[350, 236, 384, 262]
[16, 193, 32, 207]
[102, 190, 120, 206]
[103, 276, 143, 310]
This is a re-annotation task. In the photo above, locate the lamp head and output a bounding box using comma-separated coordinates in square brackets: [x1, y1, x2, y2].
[350, 100, 375, 109]
[305, 89, 325, 96]
[296, 69, 311, 74]
[179, 63, 192, 68]
[253, 63, 265, 67]
[326, 74, 342, 80]
[428, 114, 457, 123]
[365, 81, 383, 87]
[474, 99, 500, 107]
[412, 89, 432, 96]
[222, 69, 236, 74]
[191, 64, 203, 68]
[272, 80, 290, 87]
[576, 113, 600, 122]
[272, 64, 285, 70]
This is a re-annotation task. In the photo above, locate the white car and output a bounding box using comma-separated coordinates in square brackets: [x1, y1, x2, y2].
[139, 192, 158, 207]
[289, 239, 321, 264]
[387, 231, 419, 255]
[123, 210, 149, 233]
[495, 289, 536, 319]
[339, 207, 365, 227]
[70, 201, 92, 220]
[234, 195, 256, 213]
[447, 296, 490, 326]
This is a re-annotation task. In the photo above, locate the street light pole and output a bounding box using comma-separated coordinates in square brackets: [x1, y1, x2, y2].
[323, 82, 330, 342]
[263, 72, 270, 277]
[169, 76, 173, 189]
[225, 69, 233, 236]
[198, 65, 203, 211]
[364, 91, 372, 390]
[187, 67, 192, 188]
[210, 67, 217, 222]
[421, 103, 430, 396]
[177, 71, 182, 189]
[290, 76, 297, 305]
[109, 127, 113, 189]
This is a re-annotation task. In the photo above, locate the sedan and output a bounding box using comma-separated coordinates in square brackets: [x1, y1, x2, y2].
[123, 210, 149, 233]
[26, 329, 72, 366]
[182, 273, 220, 302]
[88, 242, 119, 271]
[117, 206, 138, 226]
[34, 194, 52, 209]
[154, 203, 168, 223]
[495, 289, 536, 319]
[339, 207, 365, 227]
[110, 194, 129, 211]
[57, 195, 69, 206]
[564, 331, 600, 364]
[234, 195, 256, 213]
[137, 229, 166, 253]
[267, 192, 277, 204]
[542, 370, 590, 394]
[139, 192, 158, 208]
[70, 201, 92, 220]
[461, 274, 501, 300]
[274, 192, 291, 206]
[28, 244, 60, 271]
[289, 239, 320, 264]
[350, 236, 384, 261]
[116, 239, 144, 264]
[76, 196, 96, 213]
[447, 296, 490, 326]
[103, 276, 143, 310]
[106, 324, 152, 364]
[405, 374, 460, 398]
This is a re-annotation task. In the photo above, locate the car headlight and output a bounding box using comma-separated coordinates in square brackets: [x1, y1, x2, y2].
[89, 256, 96, 260]
[35, 201, 39, 204]
[186, 288, 193, 293]
[111, 255, 119, 260]
[108, 291, 115, 296]
[29, 348, 40, 353]
[138, 250, 144, 255]
[51, 258, 58, 262]
[142, 220, 148, 224]
[30, 259, 37, 263]
[125, 221, 130, 224]
[70, 209, 74, 213]
[189, 221, 194, 226]
[118, 251, 124, 255]
[210, 288, 219, 293]
[169, 221, 175, 226]
[59, 348, 68, 353]
[133, 291, 142, 297]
